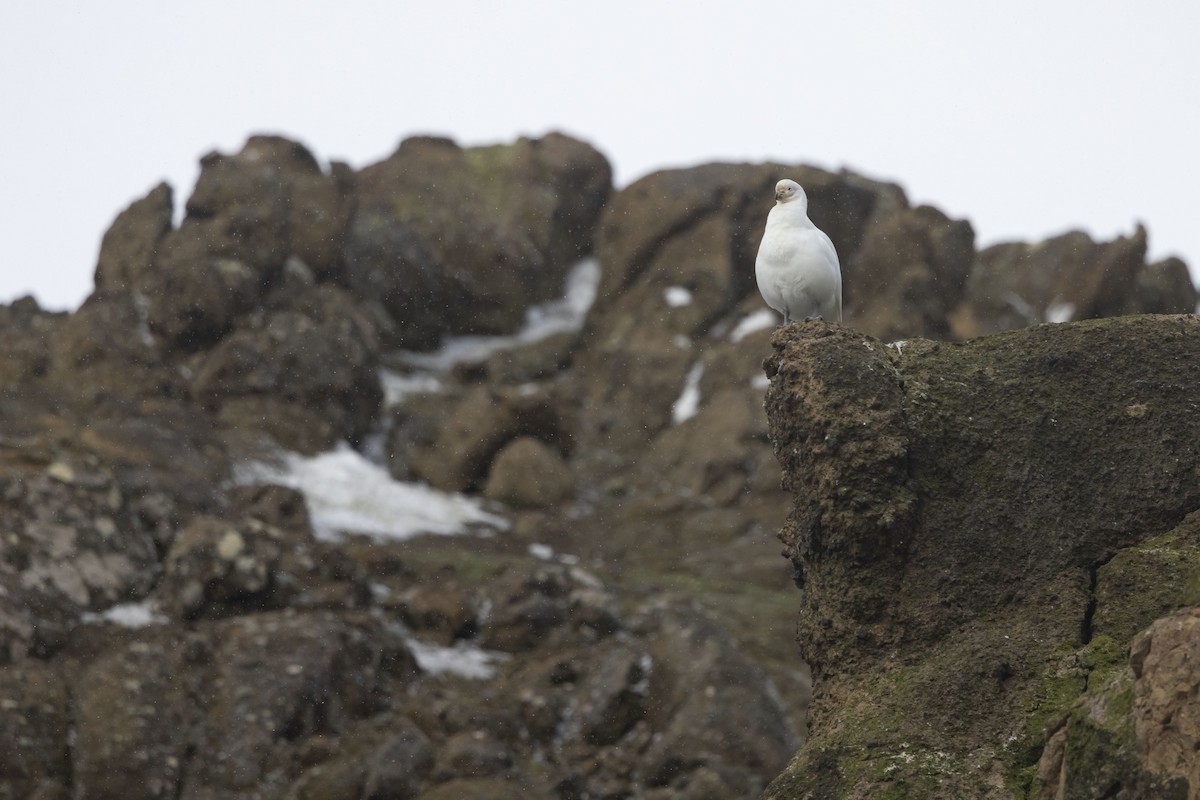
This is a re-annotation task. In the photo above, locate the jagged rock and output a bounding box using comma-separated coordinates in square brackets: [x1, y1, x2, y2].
[344, 132, 611, 348]
[185, 611, 413, 797]
[188, 284, 382, 443]
[361, 718, 435, 800]
[846, 204, 975, 340]
[0, 296, 63, 386]
[45, 292, 170, 405]
[573, 163, 909, 474]
[1092, 511, 1200, 644]
[955, 225, 1151, 337]
[641, 605, 800, 792]
[408, 385, 568, 492]
[238, 135, 356, 279]
[158, 516, 293, 619]
[0, 663, 69, 798]
[572, 643, 651, 746]
[483, 436, 572, 509]
[762, 314, 1200, 798]
[389, 578, 476, 646]
[93, 181, 174, 294]
[482, 564, 619, 653]
[431, 730, 513, 782]
[1131, 607, 1200, 794]
[1127, 256, 1199, 315]
[0, 457, 162, 663]
[73, 634, 197, 800]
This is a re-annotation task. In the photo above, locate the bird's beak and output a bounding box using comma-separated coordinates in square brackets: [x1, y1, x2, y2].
[774, 191, 783, 202]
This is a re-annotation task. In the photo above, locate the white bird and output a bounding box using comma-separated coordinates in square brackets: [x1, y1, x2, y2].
[755, 179, 842, 324]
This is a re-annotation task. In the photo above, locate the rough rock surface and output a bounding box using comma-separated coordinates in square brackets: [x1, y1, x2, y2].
[345, 133, 612, 347]
[0, 131, 1197, 800]
[762, 315, 1200, 798]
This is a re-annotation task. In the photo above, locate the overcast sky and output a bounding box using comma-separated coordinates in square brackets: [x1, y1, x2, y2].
[3, 2, 1198, 310]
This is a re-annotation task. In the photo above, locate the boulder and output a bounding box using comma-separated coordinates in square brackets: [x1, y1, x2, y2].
[1126, 256, 1199, 315]
[430, 730, 513, 782]
[845, 204, 975, 340]
[188, 284, 382, 443]
[73, 635, 197, 800]
[483, 436, 572, 508]
[157, 516, 295, 619]
[482, 564, 619, 653]
[344, 132, 612, 348]
[408, 385, 568, 492]
[238, 135, 356, 279]
[361, 718, 435, 800]
[185, 611, 414, 796]
[0, 663, 70, 797]
[97, 135, 349, 353]
[641, 605, 800, 792]
[1130, 608, 1200, 794]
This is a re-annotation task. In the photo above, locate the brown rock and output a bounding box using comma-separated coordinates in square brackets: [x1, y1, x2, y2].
[1131, 607, 1200, 794]
[1127, 256, 1199, 315]
[573, 644, 651, 746]
[958, 226, 1150, 336]
[392, 579, 477, 646]
[73, 635, 195, 800]
[238, 135, 356, 278]
[0, 295, 64, 385]
[575, 163, 906, 475]
[0, 663, 70, 795]
[157, 516, 293, 619]
[93, 182, 174, 294]
[344, 132, 612, 348]
[846, 204, 975, 340]
[408, 385, 567, 492]
[483, 436, 572, 508]
[762, 314, 1200, 797]
[362, 718, 435, 800]
[431, 730, 513, 782]
[0, 458, 162, 662]
[187, 611, 411, 795]
[188, 284, 382, 442]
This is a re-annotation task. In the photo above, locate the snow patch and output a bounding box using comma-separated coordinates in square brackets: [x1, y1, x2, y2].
[1045, 301, 1076, 324]
[394, 258, 599, 373]
[408, 639, 509, 680]
[671, 362, 705, 425]
[751, 373, 770, 390]
[663, 286, 693, 307]
[235, 444, 508, 542]
[730, 308, 778, 342]
[81, 600, 167, 629]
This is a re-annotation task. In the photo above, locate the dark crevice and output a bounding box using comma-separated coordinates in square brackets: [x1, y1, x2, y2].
[1080, 551, 1117, 645]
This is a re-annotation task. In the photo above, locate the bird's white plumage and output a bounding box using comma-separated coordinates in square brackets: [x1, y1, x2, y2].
[755, 179, 842, 324]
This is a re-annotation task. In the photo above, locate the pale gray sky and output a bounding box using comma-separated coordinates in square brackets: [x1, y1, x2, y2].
[3, 1, 1198, 309]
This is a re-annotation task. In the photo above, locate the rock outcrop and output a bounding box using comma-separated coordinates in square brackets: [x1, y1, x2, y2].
[0, 129, 1196, 799]
[761, 315, 1200, 798]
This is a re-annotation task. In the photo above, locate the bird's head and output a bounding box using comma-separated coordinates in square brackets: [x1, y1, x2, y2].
[774, 179, 804, 204]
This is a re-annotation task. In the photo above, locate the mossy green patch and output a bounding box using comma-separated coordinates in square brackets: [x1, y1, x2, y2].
[1093, 513, 1200, 643]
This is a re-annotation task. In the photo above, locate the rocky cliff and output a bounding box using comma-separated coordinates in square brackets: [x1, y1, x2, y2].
[0, 130, 1196, 799]
[761, 317, 1200, 798]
